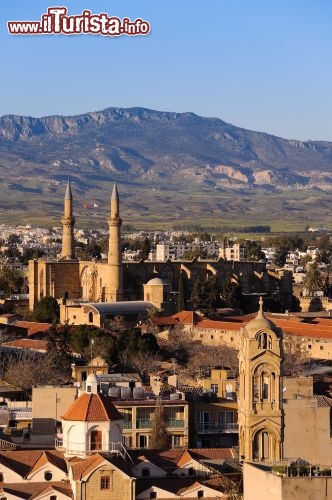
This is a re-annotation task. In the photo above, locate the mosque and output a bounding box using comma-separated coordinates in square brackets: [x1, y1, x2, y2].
[28, 182, 293, 324]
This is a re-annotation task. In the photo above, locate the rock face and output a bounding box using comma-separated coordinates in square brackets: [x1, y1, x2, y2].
[0, 106, 332, 225]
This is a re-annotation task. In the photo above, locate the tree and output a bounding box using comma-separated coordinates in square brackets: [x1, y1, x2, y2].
[45, 323, 73, 384]
[33, 296, 60, 323]
[0, 268, 24, 296]
[139, 237, 151, 261]
[303, 262, 324, 297]
[119, 351, 162, 381]
[177, 273, 185, 312]
[283, 335, 308, 376]
[3, 351, 43, 399]
[190, 276, 220, 318]
[149, 398, 171, 450]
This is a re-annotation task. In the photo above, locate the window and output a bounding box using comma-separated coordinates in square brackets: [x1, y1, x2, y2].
[197, 491, 204, 498]
[211, 384, 218, 394]
[88, 311, 93, 323]
[188, 467, 195, 475]
[100, 476, 110, 489]
[150, 493, 157, 499]
[44, 471, 53, 481]
[0, 472, 3, 482]
[50, 496, 57, 500]
[142, 467, 150, 477]
[172, 435, 181, 447]
[320, 346, 324, 350]
[210, 335, 214, 339]
[308, 344, 312, 349]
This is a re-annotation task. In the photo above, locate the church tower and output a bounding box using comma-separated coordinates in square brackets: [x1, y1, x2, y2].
[61, 181, 75, 259]
[238, 297, 283, 463]
[108, 183, 123, 301]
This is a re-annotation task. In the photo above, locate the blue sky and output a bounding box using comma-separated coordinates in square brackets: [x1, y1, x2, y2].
[1, 0, 332, 141]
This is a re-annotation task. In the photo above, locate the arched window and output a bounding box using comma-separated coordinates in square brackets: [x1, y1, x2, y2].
[257, 332, 267, 349]
[88, 311, 93, 323]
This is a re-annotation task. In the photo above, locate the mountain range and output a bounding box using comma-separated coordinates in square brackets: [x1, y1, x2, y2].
[0, 107, 332, 230]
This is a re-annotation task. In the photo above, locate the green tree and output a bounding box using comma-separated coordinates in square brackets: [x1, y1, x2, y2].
[0, 268, 24, 296]
[303, 262, 324, 297]
[177, 273, 185, 312]
[139, 237, 151, 261]
[190, 276, 220, 318]
[45, 323, 73, 384]
[33, 296, 60, 323]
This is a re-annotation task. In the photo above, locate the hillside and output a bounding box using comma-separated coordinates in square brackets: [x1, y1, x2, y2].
[0, 107, 332, 229]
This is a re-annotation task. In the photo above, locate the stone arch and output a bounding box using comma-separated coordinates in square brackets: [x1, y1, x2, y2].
[80, 266, 92, 299]
[252, 426, 281, 462]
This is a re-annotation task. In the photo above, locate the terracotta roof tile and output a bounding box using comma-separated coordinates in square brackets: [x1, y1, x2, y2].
[3, 339, 47, 351]
[0, 450, 66, 478]
[61, 393, 123, 422]
[70, 453, 104, 480]
[0, 481, 72, 499]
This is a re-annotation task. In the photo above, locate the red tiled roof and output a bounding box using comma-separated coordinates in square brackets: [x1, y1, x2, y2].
[3, 339, 47, 351]
[11, 321, 51, 338]
[70, 453, 104, 480]
[0, 481, 72, 499]
[61, 393, 123, 422]
[0, 450, 66, 478]
[172, 311, 201, 325]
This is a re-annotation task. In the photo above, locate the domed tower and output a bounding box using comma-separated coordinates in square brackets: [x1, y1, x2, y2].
[61, 373, 123, 457]
[143, 276, 171, 311]
[61, 181, 76, 259]
[107, 183, 123, 301]
[238, 297, 284, 463]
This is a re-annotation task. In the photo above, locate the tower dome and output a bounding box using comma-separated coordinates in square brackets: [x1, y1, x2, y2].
[244, 297, 281, 338]
[146, 277, 165, 286]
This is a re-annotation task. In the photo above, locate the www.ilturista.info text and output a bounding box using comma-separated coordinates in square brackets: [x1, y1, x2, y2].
[8, 7, 150, 36]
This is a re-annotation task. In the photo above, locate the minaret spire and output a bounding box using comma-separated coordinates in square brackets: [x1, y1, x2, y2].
[108, 182, 123, 301]
[61, 181, 75, 259]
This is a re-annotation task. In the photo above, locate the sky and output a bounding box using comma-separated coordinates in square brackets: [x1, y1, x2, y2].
[1, 0, 332, 141]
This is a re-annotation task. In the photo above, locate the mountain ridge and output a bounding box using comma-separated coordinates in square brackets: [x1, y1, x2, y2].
[0, 106, 332, 229]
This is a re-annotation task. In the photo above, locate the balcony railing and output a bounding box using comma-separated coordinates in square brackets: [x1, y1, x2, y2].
[9, 409, 32, 421]
[196, 422, 238, 433]
[136, 419, 152, 429]
[166, 419, 185, 428]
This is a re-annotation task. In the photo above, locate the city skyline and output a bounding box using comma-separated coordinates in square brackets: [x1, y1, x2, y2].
[1, 0, 332, 141]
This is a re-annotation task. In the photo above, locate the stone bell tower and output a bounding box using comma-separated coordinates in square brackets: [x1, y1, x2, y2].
[238, 297, 284, 463]
[61, 181, 75, 260]
[107, 183, 123, 301]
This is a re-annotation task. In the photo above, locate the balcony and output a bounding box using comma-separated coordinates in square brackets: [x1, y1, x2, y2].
[166, 419, 185, 428]
[136, 419, 152, 429]
[196, 422, 238, 434]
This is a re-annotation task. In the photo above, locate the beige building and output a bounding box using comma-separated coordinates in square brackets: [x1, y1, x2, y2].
[243, 462, 332, 500]
[28, 183, 294, 316]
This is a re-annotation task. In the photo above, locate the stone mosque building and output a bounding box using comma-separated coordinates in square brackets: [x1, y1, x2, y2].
[28, 183, 293, 322]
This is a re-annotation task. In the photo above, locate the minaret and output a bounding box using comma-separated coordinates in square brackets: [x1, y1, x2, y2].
[61, 181, 75, 259]
[108, 183, 123, 301]
[238, 297, 283, 463]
